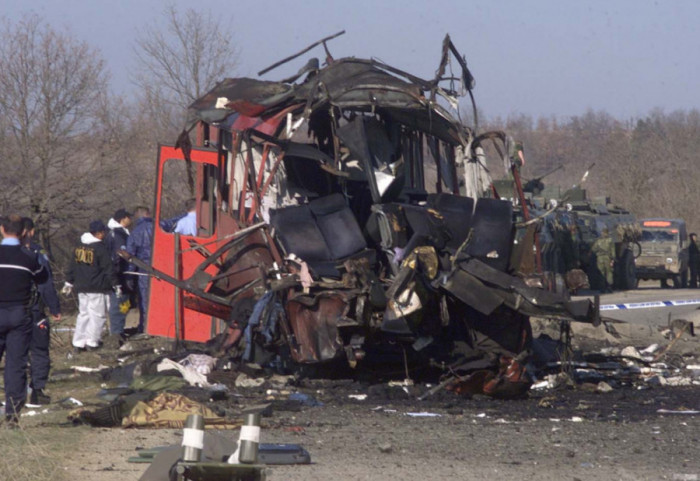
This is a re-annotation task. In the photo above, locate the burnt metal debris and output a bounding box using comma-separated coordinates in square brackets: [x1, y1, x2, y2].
[120, 33, 599, 398]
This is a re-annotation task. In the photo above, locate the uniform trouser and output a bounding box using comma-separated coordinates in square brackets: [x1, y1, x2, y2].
[108, 290, 127, 335]
[597, 257, 613, 287]
[72, 292, 110, 348]
[29, 310, 50, 391]
[0, 306, 33, 418]
[690, 263, 699, 288]
[137, 276, 149, 333]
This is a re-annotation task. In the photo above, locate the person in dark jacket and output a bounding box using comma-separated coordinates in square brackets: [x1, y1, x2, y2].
[64, 220, 118, 351]
[126, 206, 153, 333]
[0, 215, 48, 424]
[21, 217, 61, 405]
[106, 208, 132, 336]
[689, 233, 700, 288]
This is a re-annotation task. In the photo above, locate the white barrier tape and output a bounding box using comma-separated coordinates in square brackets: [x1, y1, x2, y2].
[239, 425, 260, 443]
[182, 428, 204, 449]
[600, 298, 700, 311]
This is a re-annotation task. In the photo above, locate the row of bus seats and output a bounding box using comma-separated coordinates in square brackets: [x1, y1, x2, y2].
[270, 192, 514, 279]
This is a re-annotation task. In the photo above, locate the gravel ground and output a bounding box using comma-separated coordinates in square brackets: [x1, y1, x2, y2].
[58, 384, 699, 481]
[7, 313, 700, 481]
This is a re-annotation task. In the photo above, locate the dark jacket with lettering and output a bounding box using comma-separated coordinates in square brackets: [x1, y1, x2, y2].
[0, 242, 48, 308]
[28, 241, 61, 316]
[66, 233, 117, 294]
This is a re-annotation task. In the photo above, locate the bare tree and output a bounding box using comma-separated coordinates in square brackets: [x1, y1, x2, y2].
[132, 5, 239, 135]
[0, 15, 110, 253]
[92, 95, 162, 210]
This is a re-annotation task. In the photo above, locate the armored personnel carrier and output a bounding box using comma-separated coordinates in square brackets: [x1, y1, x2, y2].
[530, 186, 640, 293]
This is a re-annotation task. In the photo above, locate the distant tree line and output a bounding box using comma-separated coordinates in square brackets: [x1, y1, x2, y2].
[483, 110, 700, 232]
[1, 8, 699, 291]
[0, 7, 237, 285]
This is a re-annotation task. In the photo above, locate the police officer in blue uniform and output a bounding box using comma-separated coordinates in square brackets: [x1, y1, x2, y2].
[22, 217, 61, 405]
[0, 215, 49, 425]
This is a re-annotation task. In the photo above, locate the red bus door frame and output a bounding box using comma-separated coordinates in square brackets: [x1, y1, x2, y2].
[147, 145, 224, 342]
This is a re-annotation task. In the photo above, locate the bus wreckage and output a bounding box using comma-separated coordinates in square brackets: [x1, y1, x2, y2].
[121, 33, 599, 398]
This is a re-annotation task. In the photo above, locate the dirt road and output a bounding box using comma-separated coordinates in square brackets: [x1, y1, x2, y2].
[4, 313, 699, 481]
[56, 383, 700, 481]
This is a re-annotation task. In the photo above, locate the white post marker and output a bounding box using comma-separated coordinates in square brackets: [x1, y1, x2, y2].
[181, 413, 205, 462]
[227, 413, 261, 464]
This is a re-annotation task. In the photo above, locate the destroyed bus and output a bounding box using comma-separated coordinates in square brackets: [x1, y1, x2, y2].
[123, 33, 597, 396]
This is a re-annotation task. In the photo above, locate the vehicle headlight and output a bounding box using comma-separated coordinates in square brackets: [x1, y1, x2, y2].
[666, 257, 673, 264]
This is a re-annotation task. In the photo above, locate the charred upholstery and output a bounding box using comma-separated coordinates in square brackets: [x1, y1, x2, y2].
[426, 193, 474, 250]
[466, 199, 514, 272]
[270, 193, 369, 277]
[424, 195, 513, 272]
[269, 204, 331, 263]
[309, 194, 367, 259]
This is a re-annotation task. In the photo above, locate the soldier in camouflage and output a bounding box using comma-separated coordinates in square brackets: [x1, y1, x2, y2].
[591, 227, 615, 292]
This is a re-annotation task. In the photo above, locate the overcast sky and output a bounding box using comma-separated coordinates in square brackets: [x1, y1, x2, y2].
[3, 0, 699, 121]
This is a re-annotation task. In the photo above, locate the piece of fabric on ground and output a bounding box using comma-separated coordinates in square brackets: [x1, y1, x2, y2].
[179, 353, 217, 375]
[157, 358, 211, 387]
[129, 374, 189, 391]
[122, 392, 241, 429]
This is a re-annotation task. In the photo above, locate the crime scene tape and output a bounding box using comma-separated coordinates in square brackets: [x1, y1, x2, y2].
[600, 298, 700, 311]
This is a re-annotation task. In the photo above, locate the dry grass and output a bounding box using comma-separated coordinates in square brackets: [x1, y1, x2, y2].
[0, 315, 120, 481]
[0, 313, 180, 480]
[0, 425, 80, 481]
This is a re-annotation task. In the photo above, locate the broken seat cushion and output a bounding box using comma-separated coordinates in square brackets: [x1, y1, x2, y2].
[270, 194, 369, 278]
[308, 193, 367, 260]
[426, 193, 474, 250]
[465, 198, 514, 272]
[269, 204, 333, 262]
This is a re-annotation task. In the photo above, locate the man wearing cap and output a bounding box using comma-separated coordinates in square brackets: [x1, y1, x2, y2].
[64, 220, 119, 351]
[0, 215, 48, 425]
[106, 208, 132, 336]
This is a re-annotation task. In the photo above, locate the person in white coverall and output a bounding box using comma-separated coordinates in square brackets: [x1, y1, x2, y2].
[63, 220, 120, 351]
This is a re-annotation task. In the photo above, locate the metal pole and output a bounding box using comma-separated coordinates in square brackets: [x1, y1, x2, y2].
[174, 232, 182, 348]
[181, 413, 204, 462]
[238, 413, 261, 464]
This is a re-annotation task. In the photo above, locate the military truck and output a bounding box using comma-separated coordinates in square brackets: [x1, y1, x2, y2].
[531, 186, 641, 292]
[635, 218, 689, 288]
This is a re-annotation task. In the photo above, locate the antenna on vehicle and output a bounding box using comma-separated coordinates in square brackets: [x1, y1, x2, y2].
[258, 30, 346, 76]
[577, 162, 595, 187]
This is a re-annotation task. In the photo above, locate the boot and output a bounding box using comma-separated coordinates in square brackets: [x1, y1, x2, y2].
[30, 388, 51, 405]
